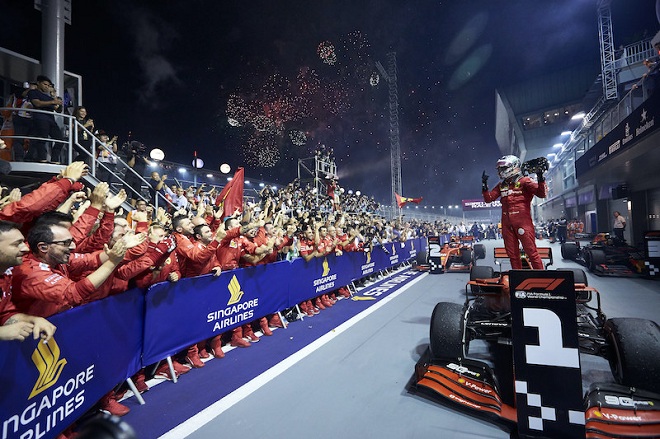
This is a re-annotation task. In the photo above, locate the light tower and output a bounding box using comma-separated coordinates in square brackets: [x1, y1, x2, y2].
[376, 52, 402, 216]
[597, 0, 618, 101]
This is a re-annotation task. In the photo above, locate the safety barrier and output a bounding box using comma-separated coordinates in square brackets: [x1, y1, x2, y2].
[0, 238, 426, 439]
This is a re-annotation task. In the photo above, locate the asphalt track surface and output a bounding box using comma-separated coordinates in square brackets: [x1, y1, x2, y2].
[120, 238, 660, 439]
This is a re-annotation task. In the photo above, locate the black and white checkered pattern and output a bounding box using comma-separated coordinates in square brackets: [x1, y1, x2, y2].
[516, 380, 584, 431]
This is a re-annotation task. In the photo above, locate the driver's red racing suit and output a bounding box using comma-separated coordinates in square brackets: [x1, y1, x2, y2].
[483, 176, 547, 269]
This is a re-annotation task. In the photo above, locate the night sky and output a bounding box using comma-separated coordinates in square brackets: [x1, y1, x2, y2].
[2, 0, 658, 207]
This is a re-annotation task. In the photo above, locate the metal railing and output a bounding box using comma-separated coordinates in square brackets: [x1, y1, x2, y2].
[0, 106, 177, 211]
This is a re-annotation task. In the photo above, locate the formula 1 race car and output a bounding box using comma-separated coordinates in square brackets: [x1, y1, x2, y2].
[426, 235, 486, 274]
[560, 232, 655, 277]
[413, 247, 660, 438]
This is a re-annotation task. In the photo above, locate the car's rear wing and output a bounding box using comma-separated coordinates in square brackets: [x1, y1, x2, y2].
[493, 247, 553, 269]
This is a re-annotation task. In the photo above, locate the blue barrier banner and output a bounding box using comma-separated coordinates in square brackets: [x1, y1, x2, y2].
[142, 263, 290, 366]
[288, 253, 356, 305]
[0, 288, 144, 439]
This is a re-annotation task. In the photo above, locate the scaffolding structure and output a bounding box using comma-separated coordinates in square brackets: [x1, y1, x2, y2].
[297, 154, 337, 206]
[376, 52, 402, 214]
[597, 0, 618, 101]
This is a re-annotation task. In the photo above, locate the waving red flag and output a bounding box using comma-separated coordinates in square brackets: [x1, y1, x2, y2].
[395, 193, 423, 208]
[215, 167, 244, 218]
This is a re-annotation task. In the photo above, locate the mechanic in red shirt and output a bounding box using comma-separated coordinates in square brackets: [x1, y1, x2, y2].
[0, 162, 87, 225]
[190, 223, 225, 359]
[10, 222, 127, 318]
[482, 155, 547, 270]
[171, 214, 226, 368]
[298, 223, 336, 313]
[252, 221, 290, 329]
[237, 224, 276, 338]
[0, 221, 56, 342]
[66, 182, 125, 253]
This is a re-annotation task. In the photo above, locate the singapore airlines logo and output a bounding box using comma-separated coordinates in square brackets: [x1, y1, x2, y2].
[322, 258, 330, 277]
[391, 244, 397, 255]
[365, 251, 371, 264]
[29, 338, 67, 399]
[227, 275, 244, 305]
[411, 241, 415, 251]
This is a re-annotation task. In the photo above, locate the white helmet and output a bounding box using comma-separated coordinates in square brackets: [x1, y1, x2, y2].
[496, 155, 521, 180]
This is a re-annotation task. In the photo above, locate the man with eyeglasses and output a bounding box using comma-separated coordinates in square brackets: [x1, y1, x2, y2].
[26, 75, 64, 163]
[0, 221, 56, 342]
[9, 222, 127, 318]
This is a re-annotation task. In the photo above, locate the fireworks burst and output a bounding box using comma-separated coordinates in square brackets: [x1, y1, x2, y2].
[317, 41, 337, 65]
[225, 31, 374, 168]
[244, 132, 280, 167]
[289, 130, 307, 146]
[369, 72, 379, 86]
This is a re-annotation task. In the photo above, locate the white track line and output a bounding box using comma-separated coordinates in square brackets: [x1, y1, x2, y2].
[160, 271, 427, 438]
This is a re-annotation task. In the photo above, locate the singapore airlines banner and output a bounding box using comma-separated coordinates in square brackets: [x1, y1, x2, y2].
[0, 289, 144, 439]
[142, 239, 423, 365]
[0, 239, 424, 438]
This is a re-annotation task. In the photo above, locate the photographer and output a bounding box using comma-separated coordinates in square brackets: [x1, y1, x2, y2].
[122, 141, 149, 207]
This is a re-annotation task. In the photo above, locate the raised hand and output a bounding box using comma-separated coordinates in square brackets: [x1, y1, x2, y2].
[105, 239, 127, 264]
[122, 230, 147, 249]
[90, 182, 110, 208]
[105, 189, 127, 211]
[61, 161, 89, 181]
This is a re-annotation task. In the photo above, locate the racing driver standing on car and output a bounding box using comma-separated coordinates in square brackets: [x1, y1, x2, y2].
[482, 155, 547, 270]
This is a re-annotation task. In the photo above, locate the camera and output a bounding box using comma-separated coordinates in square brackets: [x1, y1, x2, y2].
[122, 141, 146, 155]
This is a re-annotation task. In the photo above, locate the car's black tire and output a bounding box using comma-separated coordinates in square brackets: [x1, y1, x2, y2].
[429, 302, 465, 360]
[604, 318, 660, 394]
[473, 244, 486, 260]
[556, 268, 588, 286]
[470, 265, 495, 294]
[584, 248, 606, 271]
[461, 249, 473, 265]
[561, 242, 579, 260]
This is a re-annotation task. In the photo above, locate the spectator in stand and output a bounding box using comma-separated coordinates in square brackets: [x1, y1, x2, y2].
[26, 76, 64, 163]
[122, 141, 149, 207]
[170, 186, 189, 211]
[147, 171, 170, 208]
[3, 83, 35, 161]
[72, 106, 95, 165]
[96, 131, 119, 185]
[128, 199, 150, 230]
[0, 221, 57, 342]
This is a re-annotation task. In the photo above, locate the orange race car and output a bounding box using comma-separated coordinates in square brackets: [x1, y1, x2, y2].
[413, 247, 660, 438]
[426, 235, 486, 274]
